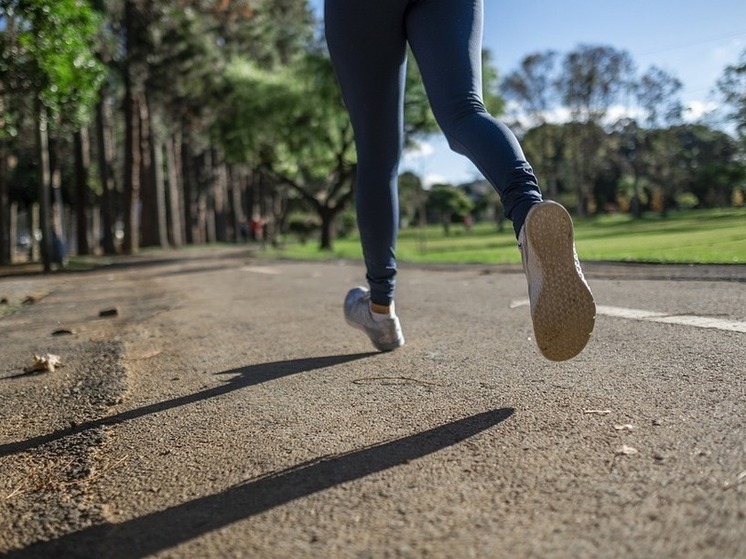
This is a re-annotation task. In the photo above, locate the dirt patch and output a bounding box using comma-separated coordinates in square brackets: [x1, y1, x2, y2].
[0, 341, 128, 553]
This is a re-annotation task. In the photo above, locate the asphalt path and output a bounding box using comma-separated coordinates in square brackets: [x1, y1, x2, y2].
[1, 248, 744, 558]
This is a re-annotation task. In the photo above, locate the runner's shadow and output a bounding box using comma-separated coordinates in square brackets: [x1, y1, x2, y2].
[0, 352, 376, 457]
[6, 408, 514, 559]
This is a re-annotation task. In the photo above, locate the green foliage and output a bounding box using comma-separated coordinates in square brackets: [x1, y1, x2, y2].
[501, 50, 558, 125]
[676, 192, 698, 210]
[212, 50, 357, 250]
[217, 0, 314, 68]
[120, 0, 316, 150]
[398, 171, 426, 226]
[426, 184, 475, 235]
[0, 0, 106, 126]
[427, 185, 473, 216]
[732, 187, 744, 207]
[337, 209, 357, 238]
[146, 3, 223, 116]
[215, 52, 352, 175]
[287, 212, 319, 244]
[717, 49, 746, 136]
[403, 52, 439, 143]
[213, 58, 301, 164]
[636, 66, 684, 127]
[481, 49, 505, 117]
[558, 44, 635, 123]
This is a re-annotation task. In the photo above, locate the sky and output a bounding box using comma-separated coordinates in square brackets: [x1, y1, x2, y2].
[309, 0, 746, 185]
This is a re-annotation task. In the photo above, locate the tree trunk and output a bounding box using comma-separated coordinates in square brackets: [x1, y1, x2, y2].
[123, 0, 142, 254]
[212, 149, 229, 242]
[91, 204, 101, 252]
[139, 92, 158, 247]
[181, 138, 196, 245]
[122, 83, 141, 254]
[151, 129, 168, 248]
[441, 217, 450, 237]
[576, 191, 588, 219]
[0, 137, 8, 266]
[631, 174, 643, 219]
[9, 202, 17, 264]
[165, 131, 184, 247]
[49, 138, 66, 265]
[319, 206, 337, 251]
[74, 127, 91, 255]
[548, 175, 559, 200]
[96, 96, 117, 255]
[30, 203, 40, 262]
[0, 88, 8, 265]
[203, 149, 216, 244]
[247, 170, 259, 238]
[270, 188, 288, 247]
[197, 190, 208, 245]
[228, 164, 245, 243]
[36, 104, 53, 272]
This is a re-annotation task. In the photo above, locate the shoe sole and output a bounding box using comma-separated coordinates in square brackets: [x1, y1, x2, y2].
[344, 316, 404, 352]
[344, 317, 403, 352]
[525, 202, 596, 361]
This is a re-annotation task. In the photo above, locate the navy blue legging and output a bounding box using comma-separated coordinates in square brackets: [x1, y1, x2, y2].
[325, 0, 543, 306]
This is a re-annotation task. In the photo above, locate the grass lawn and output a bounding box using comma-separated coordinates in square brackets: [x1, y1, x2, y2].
[263, 208, 746, 265]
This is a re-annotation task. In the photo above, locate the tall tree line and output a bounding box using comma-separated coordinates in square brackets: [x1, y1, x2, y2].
[501, 45, 746, 217]
[1, 4, 745, 268]
[0, 0, 323, 268]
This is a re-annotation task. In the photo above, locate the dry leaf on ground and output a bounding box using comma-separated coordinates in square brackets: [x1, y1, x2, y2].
[616, 445, 639, 456]
[24, 354, 63, 374]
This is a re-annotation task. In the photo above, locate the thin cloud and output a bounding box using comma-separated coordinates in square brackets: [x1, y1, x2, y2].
[422, 173, 448, 188]
[403, 141, 435, 161]
[685, 100, 719, 120]
[712, 37, 745, 65]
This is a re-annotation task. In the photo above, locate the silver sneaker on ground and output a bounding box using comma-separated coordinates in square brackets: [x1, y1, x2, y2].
[344, 287, 405, 352]
[519, 201, 596, 361]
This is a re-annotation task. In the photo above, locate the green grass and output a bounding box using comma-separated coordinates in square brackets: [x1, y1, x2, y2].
[263, 208, 746, 265]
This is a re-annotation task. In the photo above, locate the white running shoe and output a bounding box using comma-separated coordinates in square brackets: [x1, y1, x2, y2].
[518, 201, 596, 361]
[344, 287, 404, 352]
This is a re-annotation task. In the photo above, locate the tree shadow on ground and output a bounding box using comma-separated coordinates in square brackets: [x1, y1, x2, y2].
[0, 246, 255, 279]
[6, 408, 514, 559]
[0, 353, 376, 458]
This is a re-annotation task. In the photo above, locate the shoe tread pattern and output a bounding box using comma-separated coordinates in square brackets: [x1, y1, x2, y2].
[525, 202, 596, 361]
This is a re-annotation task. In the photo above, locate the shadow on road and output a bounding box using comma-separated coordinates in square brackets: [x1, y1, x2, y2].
[6, 408, 514, 559]
[0, 353, 376, 458]
[0, 246, 255, 279]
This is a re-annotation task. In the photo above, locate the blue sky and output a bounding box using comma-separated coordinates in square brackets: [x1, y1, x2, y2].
[310, 0, 746, 185]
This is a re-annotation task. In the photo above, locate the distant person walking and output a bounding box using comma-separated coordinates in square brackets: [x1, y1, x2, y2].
[325, 0, 595, 361]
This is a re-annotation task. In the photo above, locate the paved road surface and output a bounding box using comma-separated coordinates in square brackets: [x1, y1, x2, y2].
[1, 248, 744, 558]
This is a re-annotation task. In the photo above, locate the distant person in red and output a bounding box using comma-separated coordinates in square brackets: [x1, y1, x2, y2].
[250, 217, 263, 242]
[325, 0, 595, 361]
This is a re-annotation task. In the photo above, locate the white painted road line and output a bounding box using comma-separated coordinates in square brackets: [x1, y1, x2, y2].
[597, 305, 746, 333]
[511, 300, 746, 334]
[241, 266, 281, 275]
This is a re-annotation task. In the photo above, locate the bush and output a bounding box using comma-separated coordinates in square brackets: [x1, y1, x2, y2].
[732, 187, 744, 207]
[337, 210, 357, 239]
[287, 214, 319, 244]
[676, 192, 699, 210]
